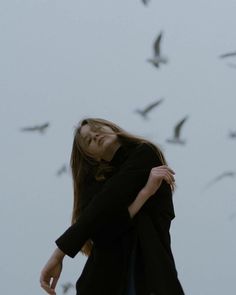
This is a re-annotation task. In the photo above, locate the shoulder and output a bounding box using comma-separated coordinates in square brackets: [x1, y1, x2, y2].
[134, 142, 157, 153]
[129, 142, 159, 158]
[122, 142, 162, 169]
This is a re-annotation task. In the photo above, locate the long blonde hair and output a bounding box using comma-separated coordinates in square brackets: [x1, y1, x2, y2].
[70, 117, 168, 256]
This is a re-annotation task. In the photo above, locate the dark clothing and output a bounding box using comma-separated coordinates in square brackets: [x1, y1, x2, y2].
[56, 143, 185, 295]
[126, 242, 137, 295]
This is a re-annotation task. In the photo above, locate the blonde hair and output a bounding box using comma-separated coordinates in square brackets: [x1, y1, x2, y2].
[70, 117, 168, 256]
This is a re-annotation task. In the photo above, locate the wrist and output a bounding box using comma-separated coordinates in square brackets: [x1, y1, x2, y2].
[53, 248, 65, 261]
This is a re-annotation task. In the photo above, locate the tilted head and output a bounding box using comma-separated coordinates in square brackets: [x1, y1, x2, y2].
[70, 117, 168, 256]
[76, 118, 122, 162]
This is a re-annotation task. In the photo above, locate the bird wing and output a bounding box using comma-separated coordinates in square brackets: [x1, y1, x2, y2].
[56, 164, 67, 176]
[174, 116, 188, 138]
[20, 122, 49, 132]
[229, 130, 236, 137]
[20, 126, 37, 131]
[204, 171, 236, 189]
[62, 282, 74, 294]
[153, 32, 162, 56]
[39, 122, 50, 129]
[142, 98, 164, 114]
[219, 51, 236, 58]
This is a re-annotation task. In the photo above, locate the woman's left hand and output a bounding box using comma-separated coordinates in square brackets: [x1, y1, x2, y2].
[143, 165, 175, 196]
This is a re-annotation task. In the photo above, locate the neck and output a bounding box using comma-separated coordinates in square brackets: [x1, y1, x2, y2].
[103, 142, 122, 162]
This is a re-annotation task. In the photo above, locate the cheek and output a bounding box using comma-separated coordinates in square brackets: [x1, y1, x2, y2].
[87, 145, 102, 157]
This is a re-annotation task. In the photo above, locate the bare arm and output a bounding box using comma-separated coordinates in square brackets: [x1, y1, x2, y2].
[40, 248, 65, 295]
[128, 165, 175, 218]
[40, 165, 175, 295]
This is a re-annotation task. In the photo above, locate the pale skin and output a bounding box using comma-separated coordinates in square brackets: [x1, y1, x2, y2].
[40, 124, 175, 295]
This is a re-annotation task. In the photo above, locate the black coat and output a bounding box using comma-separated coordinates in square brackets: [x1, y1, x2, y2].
[56, 143, 185, 295]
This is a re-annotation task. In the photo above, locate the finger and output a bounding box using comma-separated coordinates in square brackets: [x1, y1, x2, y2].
[164, 173, 174, 186]
[168, 172, 175, 182]
[152, 169, 175, 181]
[51, 276, 59, 290]
[40, 281, 56, 295]
[165, 167, 175, 174]
[152, 166, 175, 174]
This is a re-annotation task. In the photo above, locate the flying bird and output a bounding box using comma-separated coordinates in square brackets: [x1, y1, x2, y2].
[219, 51, 236, 59]
[202, 171, 236, 191]
[166, 116, 188, 145]
[61, 282, 74, 294]
[147, 31, 168, 68]
[228, 130, 236, 138]
[20, 122, 50, 134]
[142, 0, 150, 5]
[56, 164, 68, 177]
[135, 98, 164, 120]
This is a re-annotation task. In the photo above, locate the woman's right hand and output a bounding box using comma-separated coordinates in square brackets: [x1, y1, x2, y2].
[40, 248, 65, 295]
[143, 165, 175, 197]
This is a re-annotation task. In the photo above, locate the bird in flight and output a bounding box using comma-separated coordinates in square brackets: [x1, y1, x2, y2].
[147, 31, 168, 68]
[20, 122, 50, 134]
[56, 164, 68, 177]
[202, 171, 236, 191]
[61, 282, 74, 294]
[228, 130, 236, 138]
[135, 98, 164, 120]
[166, 116, 188, 145]
[219, 51, 236, 59]
[142, 0, 150, 5]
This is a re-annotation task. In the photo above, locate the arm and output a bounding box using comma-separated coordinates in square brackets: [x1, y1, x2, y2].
[55, 144, 172, 257]
[40, 248, 65, 295]
[128, 165, 175, 218]
[39, 165, 174, 294]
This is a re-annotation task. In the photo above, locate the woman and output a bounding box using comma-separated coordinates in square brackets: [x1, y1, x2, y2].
[40, 118, 185, 295]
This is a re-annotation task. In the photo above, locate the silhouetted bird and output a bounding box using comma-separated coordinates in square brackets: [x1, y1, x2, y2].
[142, 0, 150, 5]
[203, 171, 236, 191]
[61, 282, 74, 294]
[20, 122, 50, 134]
[135, 98, 164, 120]
[166, 116, 188, 145]
[229, 130, 236, 138]
[147, 31, 168, 68]
[56, 164, 68, 177]
[219, 51, 236, 58]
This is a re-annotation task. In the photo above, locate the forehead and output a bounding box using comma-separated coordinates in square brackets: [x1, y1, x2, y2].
[79, 124, 92, 137]
[80, 123, 113, 136]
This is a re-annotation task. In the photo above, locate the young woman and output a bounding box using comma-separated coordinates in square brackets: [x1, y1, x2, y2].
[40, 118, 185, 295]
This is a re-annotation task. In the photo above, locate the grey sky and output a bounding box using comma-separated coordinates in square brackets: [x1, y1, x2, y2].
[1, 0, 236, 294]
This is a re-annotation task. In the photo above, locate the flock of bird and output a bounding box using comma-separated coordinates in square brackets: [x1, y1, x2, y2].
[19, 29, 236, 190]
[17, 3, 236, 293]
[134, 31, 236, 193]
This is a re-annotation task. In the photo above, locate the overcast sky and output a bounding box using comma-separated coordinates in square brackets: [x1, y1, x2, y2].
[1, 0, 236, 294]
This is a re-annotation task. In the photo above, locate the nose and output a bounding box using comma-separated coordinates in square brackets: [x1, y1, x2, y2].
[91, 132, 100, 141]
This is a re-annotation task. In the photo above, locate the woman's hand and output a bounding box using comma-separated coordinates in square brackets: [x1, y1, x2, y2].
[143, 165, 175, 196]
[40, 248, 65, 295]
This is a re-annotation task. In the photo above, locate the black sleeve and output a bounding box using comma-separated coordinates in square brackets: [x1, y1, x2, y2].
[55, 143, 162, 257]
